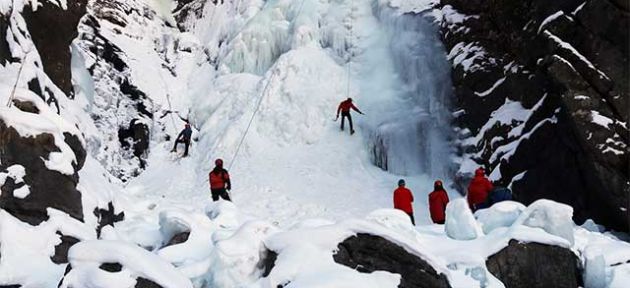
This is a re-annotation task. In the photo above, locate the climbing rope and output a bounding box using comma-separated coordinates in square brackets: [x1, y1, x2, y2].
[226, 0, 310, 171]
[346, 0, 354, 99]
[6, 55, 27, 108]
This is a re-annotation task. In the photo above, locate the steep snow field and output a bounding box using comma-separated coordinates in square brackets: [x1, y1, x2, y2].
[123, 0, 455, 227]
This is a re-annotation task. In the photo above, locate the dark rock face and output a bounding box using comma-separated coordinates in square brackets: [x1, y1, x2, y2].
[486, 240, 581, 288]
[333, 233, 451, 288]
[22, 0, 88, 97]
[51, 233, 80, 264]
[99, 262, 123, 272]
[439, 0, 630, 230]
[93, 202, 125, 237]
[0, 13, 13, 65]
[76, 7, 155, 181]
[260, 249, 278, 278]
[174, 0, 221, 31]
[135, 278, 163, 288]
[118, 118, 150, 169]
[0, 118, 85, 225]
[164, 231, 190, 248]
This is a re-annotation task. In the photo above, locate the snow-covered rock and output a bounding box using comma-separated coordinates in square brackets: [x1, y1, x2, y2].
[60, 240, 193, 288]
[512, 199, 575, 246]
[475, 201, 526, 234]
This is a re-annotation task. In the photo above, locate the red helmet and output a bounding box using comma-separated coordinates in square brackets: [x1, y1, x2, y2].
[215, 158, 223, 166]
[475, 167, 485, 176]
[434, 180, 443, 190]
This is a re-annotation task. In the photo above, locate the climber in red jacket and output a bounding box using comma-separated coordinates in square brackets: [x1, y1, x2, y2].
[209, 158, 231, 202]
[393, 179, 415, 225]
[428, 180, 450, 224]
[467, 167, 494, 211]
[335, 97, 363, 135]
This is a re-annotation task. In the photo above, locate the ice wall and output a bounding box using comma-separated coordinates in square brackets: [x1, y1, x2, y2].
[358, 2, 453, 177]
[186, 0, 453, 179]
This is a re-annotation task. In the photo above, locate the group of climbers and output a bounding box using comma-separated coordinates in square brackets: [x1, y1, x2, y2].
[467, 167, 512, 211]
[392, 167, 512, 225]
[172, 123, 232, 202]
[168, 97, 365, 203]
[171, 102, 511, 215]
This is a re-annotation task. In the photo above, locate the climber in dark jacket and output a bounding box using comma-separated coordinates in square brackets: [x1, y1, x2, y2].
[477, 179, 513, 209]
[209, 158, 231, 201]
[172, 123, 193, 157]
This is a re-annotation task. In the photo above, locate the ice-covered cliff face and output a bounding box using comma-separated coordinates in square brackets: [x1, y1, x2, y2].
[175, 0, 453, 178]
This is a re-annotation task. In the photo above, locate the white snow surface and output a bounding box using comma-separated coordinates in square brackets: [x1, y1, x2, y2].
[1, 0, 630, 287]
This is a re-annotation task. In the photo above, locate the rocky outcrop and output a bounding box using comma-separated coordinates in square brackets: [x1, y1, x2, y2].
[0, 119, 85, 225]
[93, 202, 125, 237]
[439, 0, 629, 230]
[486, 240, 581, 288]
[51, 233, 81, 264]
[333, 233, 451, 288]
[0, 13, 12, 65]
[22, 0, 88, 97]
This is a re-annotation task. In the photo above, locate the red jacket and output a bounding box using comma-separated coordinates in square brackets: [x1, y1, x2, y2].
[209, 168, 231, 190]
[337, 100, 362, 115]
[467, 169, 493, 210]
[429, 189, 449, 224]
[393, 187, 414, 214]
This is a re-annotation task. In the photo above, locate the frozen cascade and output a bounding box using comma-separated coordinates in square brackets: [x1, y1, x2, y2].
[357, 2, 453, 177]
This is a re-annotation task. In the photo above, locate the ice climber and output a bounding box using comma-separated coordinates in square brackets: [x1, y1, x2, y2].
[428, 180, 450, 224]
[336, 97, 364, 135]
[467, 167, 494, 211]
[393, 179, 415, 225]
[171, 123, 193, 157]
[477, 179, 513, 209]
[209, 158, 232, 202]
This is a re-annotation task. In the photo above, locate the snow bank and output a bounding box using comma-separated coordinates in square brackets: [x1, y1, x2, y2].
[64, 240, 193, 288]
[158, 209, 216, 265]
[445, 199, 483, 240]
[475, 201, 526, 234]
[205, 220, 278, 287]
[511, 199, 575, 245]
[0, 208, 95, 287]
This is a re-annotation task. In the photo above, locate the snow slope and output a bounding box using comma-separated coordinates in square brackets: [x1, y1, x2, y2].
[124, 0, 455, 227]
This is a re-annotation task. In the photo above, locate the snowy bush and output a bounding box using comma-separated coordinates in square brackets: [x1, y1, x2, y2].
[512, 199, 575, 245]
[445, 199, 483, 240]
[475, 201, 526, 234]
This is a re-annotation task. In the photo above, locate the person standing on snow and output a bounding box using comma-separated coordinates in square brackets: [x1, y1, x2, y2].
[477, 179, 513, 209]
[393, 179, 415, 225]
[428, 180, 449, 224]
[336, 97, 364, 135]
[171, 123, 193, 157]
[467, 167, 494, 211]
[209, 159, 231, 201]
